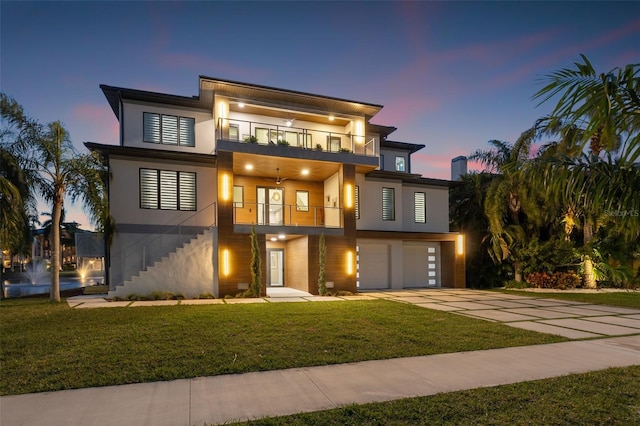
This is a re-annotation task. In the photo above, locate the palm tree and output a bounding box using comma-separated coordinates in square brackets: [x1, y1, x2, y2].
[0, 148, 33, 258]
[533, 53, 639, 156]
[469, 130, 540, 281]
[531, 55, 640, 287]
[2, 93, 109, 302]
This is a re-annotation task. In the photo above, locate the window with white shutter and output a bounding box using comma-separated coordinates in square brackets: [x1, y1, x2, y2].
[143, 113, 195, 147]
[414, 192, 426, 223]
[140, 168, 196, 211]
[382, 187, 395, 221]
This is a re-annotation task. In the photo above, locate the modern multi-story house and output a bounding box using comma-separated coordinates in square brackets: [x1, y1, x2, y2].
[86, 76, 465, 298]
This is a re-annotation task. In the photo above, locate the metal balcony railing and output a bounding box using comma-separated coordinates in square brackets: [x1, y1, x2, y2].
[233, 202, 343, 228]
[217, 117, 377, 157]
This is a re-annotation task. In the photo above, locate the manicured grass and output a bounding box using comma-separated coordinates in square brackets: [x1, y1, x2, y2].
[0, 299, 565, 395]
[236, 366, 640, 425]
[498, 289, 640, 309]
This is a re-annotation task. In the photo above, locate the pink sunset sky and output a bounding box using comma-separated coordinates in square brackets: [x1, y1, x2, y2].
[2, 1, 638, 229]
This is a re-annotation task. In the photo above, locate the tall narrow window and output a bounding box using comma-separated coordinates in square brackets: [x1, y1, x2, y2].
[143, 112, 195, 146]
[395, 156, 406, 172]
[140, 168, 196, 211]
[355, 185, 360, 219]
[160, 170, 178, 209]
[179, 172, 197, 210]
[228, 124, 239, 140]
[327, 135, 341, 152]
[179, 117, 195, 146]
[414, 192, 426, 223]
[233, 185, 244, 208]
[382, 187, 395, 221]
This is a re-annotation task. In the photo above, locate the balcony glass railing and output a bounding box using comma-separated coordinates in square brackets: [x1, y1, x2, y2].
[233, 202, 343, 228]
[217, 118, 377, 157]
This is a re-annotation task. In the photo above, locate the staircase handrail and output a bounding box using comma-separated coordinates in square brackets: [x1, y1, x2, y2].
[109, 201, 217, 284]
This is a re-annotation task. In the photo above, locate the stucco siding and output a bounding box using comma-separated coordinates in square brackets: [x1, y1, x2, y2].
[122, 100, 215, 154]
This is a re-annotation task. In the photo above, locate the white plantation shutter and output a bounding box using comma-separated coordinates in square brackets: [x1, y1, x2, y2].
[414, 192, 426, 223]
[179, 117, 195, 146]
[382, 187, 395, 221]
[161, 115, 179, 145]
[143, 113, 161, 143]
[159, 170, 178, 209]
[140, 169, 159, 208]
[355, 185, 360, 219]
[179, 172, 196, 211]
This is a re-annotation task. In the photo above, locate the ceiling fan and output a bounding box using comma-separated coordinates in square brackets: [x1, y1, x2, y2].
[274, 168, 288, 185]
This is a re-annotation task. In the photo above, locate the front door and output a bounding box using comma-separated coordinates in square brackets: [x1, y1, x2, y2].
[268, 248, 284, 287]
[257, 187, 284, 225]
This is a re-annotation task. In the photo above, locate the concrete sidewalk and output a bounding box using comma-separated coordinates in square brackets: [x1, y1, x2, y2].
[2, 335, 639, 426]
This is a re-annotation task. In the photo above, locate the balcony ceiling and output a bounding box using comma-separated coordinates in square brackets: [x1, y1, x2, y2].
[231, 103, 350, 126]
[232, 152, 340, 181]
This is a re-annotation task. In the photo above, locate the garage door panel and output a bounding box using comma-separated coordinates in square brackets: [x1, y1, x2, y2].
[357, 244, 390, 289]
[403, 242, 440, 288]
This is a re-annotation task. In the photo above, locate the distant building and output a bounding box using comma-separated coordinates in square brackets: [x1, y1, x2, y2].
[87, 77, 465, 298]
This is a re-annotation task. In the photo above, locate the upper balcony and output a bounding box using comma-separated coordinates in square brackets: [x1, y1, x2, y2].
[216, 117, 380, 168]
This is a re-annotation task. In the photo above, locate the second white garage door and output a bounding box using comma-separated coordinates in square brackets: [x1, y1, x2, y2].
[403, 242, 440, 288]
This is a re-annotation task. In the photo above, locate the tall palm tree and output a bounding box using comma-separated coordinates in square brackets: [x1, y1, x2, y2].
[25, 122, 108, 301]
[469, 129, 540, 281]
[2, 93, 109, 302]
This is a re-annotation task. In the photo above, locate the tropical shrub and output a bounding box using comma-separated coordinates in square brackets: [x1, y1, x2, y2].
[525, 272, 582, 289]
[520, 237, 577, 276]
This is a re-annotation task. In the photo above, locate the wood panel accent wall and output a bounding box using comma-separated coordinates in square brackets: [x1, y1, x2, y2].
[217, 151, 267, 297]
[440, 241, 465, 288]
[306, 234, 356, 294]
[342, 164, 356, 239]
[233, 175, 325, 226]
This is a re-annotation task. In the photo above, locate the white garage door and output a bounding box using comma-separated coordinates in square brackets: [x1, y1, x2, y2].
[403, 242, 440, 288]
[356, 244, 390, 289]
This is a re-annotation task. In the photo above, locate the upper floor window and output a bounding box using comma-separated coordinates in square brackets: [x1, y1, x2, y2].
[395, 156, 406, 172]
[143, 112, 195, 147]
[233, 185, 243, 208]
[140, 168, 196, 211]
[355, 185, 360, 219]
[414, 192, 426, 223]
[382, 187, 395, 221]
[229, 124, 239, 141]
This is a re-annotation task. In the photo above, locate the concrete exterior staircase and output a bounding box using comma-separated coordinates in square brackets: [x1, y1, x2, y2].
[108, 228, 215, 299]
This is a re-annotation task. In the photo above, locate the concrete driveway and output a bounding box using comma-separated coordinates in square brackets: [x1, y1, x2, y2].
[365, 289, 640, 339]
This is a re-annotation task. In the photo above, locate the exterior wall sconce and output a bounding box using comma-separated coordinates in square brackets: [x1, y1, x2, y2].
[345, 184, 353, 209]
[347, 251, 354, 275]
[456, 234, 464, 256]
[223, 249, 230, 276]
[222, 174, 230, 201]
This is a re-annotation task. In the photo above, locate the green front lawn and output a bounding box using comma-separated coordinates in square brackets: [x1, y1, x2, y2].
[236, 366, 640, 425]
[0, 299, 565, 395]
[499, 289, 640, 309]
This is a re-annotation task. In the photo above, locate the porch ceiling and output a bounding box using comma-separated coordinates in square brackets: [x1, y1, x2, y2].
[232, 152, 340, 181]
[231, 103, 351, 126]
